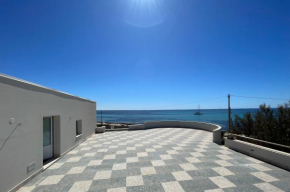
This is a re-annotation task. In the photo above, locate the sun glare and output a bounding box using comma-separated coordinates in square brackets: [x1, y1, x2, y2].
[125, 0, 166, 28]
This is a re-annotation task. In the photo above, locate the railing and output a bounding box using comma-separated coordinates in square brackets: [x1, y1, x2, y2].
[230, 134, 290, 153]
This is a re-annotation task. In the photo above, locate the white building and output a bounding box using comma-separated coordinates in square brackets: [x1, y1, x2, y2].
[0, 74, 96, 192]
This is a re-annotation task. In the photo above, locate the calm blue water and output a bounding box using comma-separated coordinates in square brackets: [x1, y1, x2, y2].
[96, 109, 261, 131]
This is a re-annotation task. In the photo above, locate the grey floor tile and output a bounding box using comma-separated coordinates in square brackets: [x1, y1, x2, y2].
[187, 168, 220, 178]
[223, 185, 262, 192]
[145, 184, 165, 192]
[89, 177, 126, 191]
[227, 165, 257, 174]
[127, 186, 147, 192]
[226, 173, 263, 186]
[270, 179, 290, 192]
[155, 164, 184, 174]
[179, 178, 218, 192]
[266, 169, 290, 180]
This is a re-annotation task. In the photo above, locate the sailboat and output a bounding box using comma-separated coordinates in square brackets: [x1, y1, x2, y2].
[194, 105, 202, 115]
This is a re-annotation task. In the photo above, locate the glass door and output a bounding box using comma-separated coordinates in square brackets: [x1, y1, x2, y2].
[43, 117, 53, 160]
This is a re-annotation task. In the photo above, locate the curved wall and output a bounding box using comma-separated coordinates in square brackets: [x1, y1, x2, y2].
[129, 121, 222, 145]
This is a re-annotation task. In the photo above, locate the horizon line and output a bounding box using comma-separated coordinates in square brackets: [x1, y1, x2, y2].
[96, 107, 271, 111]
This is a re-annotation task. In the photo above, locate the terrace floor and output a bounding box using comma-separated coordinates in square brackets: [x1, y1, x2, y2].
[18, 128, 290, 192]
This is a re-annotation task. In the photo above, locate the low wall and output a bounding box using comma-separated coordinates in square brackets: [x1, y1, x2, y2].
[95, 126, 106, 133]
[225, 138, 290, 171]
[128, 124, 145, 130]
[129, 121, 222, 145]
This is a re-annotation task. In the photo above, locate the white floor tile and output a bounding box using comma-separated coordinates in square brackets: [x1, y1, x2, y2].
[249, 164, 272, 172]
[104, 155, 116, 160]
[97, 149, 108, 152]
[214, 160, 233, 167]
[204, 189, 224, 192]
[254, 183, 284, 192]
[172, 171, 192, 181]
[88, 160, 102, 166]
[126, 157, 139, 163]
[17, 186, 36, 192]
[190, 152, 204, 157]
[186, 157, 201, 163]
[38, 175, 64, 186]
[113, 163, 127, 170]
[67, 166, 86, 174]
[246, 157, 264, 164]
[141, 167, 156, 175]
[167, 150, 179, 154]
[212, 167, 234, 176]
[137, 152, 148, 157]
[116, 150, 127, 154]
[216, 155, 233, 160]
[251, 172, 278, 182]
[84, 153, 96, 157]
[68, 180, 92, 192]
[49, 163, 64, 169]
[160, 155, 173, 160]
[179, 163, 197, 171]
[162, 181, 185, 192]
[94, 171, 112, 180]
[126, 175, 144, 187]
[209, 176, 236, 188]
[67, 157, 82, 162]
[107, 187, 127, 192]
[151, 160, 166, 166]
[146, 148, 156, 152]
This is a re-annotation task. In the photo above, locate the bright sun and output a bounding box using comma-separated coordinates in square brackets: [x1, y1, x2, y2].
[125, 0, 166, 28]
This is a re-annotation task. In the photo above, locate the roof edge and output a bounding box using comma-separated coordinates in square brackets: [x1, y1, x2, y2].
[0, 73, 96, 103]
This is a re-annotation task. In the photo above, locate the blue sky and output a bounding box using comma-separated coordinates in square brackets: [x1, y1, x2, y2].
[1, 0, 290, 110]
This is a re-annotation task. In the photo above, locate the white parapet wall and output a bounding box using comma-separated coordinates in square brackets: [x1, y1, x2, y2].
[0, 74, 96, 192]
[95, 126, 106, 133]
[128, 124, 145, 130]
[225, 138, 290, 171]
[129, 121, 222, 145]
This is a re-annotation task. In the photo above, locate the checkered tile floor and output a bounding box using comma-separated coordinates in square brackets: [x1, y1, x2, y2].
[18, 128, 290, 192]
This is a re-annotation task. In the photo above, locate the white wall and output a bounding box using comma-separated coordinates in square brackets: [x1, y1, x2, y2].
[225, 138, 290, 171]
[129, 121, 222, 145]
[0, 74, 96, 192]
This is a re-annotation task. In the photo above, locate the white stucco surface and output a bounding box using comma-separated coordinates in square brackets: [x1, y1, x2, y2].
[225, 138, 290, 171]
[0, 74, 96, 192]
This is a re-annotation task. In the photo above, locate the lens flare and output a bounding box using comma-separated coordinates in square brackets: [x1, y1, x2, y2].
[125, 0, 166, 28]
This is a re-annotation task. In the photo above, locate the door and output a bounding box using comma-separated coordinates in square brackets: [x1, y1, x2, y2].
[43, 117, 53, 160]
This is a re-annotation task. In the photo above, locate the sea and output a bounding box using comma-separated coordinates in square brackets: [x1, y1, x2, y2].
[96, 109, 262, 131]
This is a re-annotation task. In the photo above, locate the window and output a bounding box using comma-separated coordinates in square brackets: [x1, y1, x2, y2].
[76, 120, 82, 136]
